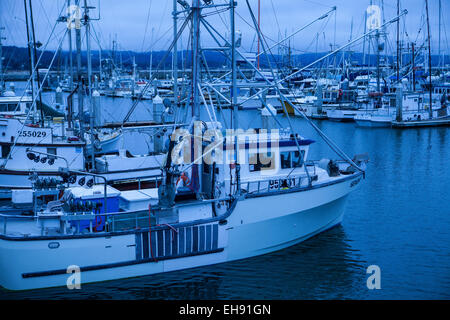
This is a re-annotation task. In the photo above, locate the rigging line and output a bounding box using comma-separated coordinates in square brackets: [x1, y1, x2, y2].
[144, 25, 174, 53]
[269, 0, 281, 43]
[122, 11, 193, 125]
[140, 0, 153, 52]
[245, 0, 312, 185]
[302, 0, 333, 8]
[12, 2, 67, 112]
[239, 10, 409, 106]
[234, 11, 286, 49]
[154, 0, 169, 50]
[37, 0, 63, 44]
[2, 28, 69, 169]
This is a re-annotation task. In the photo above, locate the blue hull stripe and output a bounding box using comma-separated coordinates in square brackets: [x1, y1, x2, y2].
[206, 225, 212, 251]
[199, 226, 205, 252]
[157, 230, 164, 258]
[212, 224, 218, 250]
[135, 223, 219, 261]
[142, 232, 149, 259]
[179, 227, 185, 255]
[192, 226, 199, 253]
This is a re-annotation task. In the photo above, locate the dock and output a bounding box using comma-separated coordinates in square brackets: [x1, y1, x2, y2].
[392, 118, 450, 128]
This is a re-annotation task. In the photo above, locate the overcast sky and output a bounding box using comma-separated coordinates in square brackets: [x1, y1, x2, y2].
[1, 0, 448, 56]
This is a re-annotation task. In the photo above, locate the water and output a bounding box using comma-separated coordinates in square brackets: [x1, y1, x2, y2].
[1, 86, 449, 299]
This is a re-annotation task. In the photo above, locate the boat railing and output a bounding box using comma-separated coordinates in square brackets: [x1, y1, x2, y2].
[0, 194, 232, 237]
[0, 206, 156, 236]
[238, 164, 318, 196]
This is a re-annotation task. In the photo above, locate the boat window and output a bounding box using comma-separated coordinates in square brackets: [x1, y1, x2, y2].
[292, 150, 305, 167]
[280, 150, 305, 168]
[0, 103, 17, 112]
[47, 147, 57, 159]
[1, 145, 11, 159]
[280, 152, 291, 169]
[249, 152, 275, 172]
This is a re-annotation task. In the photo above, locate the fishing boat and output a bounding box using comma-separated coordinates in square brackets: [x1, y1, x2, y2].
[0, 0, 368, 291]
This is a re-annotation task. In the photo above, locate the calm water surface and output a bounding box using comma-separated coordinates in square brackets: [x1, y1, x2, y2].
[0, 88, 449, 299]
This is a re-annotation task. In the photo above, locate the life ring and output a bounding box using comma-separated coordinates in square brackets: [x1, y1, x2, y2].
[176, 173, 190, 187]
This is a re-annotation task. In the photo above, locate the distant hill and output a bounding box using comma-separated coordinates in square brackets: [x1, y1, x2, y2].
[1, 45, 448, 72]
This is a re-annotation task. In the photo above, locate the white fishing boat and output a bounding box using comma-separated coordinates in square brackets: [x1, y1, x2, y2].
[0, 127, 367, 290]
[355, 90, 450, 127]
[0, 0, 369, 291]
[0, 116, 167, 198]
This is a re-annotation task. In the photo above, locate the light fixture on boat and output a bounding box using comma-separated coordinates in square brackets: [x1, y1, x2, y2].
[26, 152, 35, 160]
[40, 157, 47, 164]
[78, 177, 86, 186]
[48, 158, 55, 165]
[33, 155, 40, 163]
[86, 179, 94, 188]
[68, 175, 77, 184]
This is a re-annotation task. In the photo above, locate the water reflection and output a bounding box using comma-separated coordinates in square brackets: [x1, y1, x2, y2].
[0, 85, 448, 299]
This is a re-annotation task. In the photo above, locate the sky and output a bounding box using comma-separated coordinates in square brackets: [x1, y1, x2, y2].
[0, 0, 448, 58]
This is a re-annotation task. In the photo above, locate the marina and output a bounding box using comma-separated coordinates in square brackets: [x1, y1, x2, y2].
[0, 0, 449, 300]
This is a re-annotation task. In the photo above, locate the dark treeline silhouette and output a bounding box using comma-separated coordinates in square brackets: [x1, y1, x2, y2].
[2, 45, 448, 72]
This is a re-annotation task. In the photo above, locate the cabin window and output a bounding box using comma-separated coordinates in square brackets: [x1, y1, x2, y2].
[281, 152, 291, 169]
[292, 150, 305, 167]
[249, 152, 275, 172]
[1, 145, 11, 159]
[0, 104, 17, 112]
[280, 150, 305, 169]
[47, 147, 57, 159]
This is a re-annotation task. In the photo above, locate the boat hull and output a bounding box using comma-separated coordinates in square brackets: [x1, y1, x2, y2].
[0, 173, 362, 290]
[355, 118, 392, 128]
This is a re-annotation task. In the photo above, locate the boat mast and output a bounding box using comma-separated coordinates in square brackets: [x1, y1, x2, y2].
[83, 0, 95, 170]
[23, 0, 37, 122]
[0, 27, 4, 92]
[362, 7, 367, 67]
[150, 27, 154, 81]
[173, 0, 178, 104]
[67, 0, 74, 107]
[75, 0, 84, 137]
[257, 0, 260, 70]
[28, 0, 45, 126]
[230, 0, 240, 192]
[192, 0, 201, 119]
[425, 0, 432, 118]
[396, 0, 400, 84]
[438, 0, 441, 70]
[412, 42, 416, 92]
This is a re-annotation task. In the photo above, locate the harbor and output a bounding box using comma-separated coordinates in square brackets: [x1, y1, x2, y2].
[0, 0, 449, 300]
